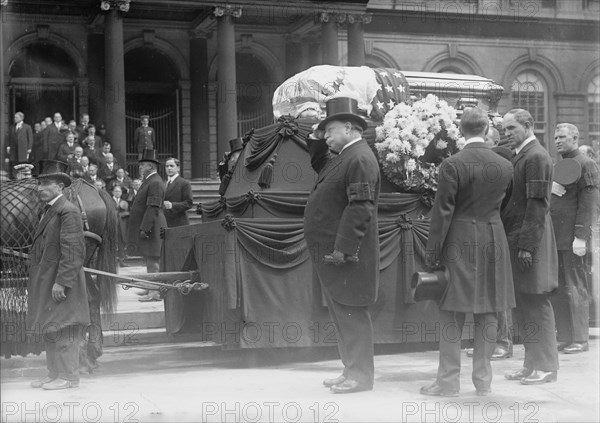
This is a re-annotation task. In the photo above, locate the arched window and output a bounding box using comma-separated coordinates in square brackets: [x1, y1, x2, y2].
[438, 67, 465, 74]
[588, 75, 600, 149]
[511, 71, 547, 145]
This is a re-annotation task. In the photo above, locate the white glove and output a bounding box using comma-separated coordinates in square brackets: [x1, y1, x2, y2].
[552, 181, 566, 197]
[572, 237, 587, 256]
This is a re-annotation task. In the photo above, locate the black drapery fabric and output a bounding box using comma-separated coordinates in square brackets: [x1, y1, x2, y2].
[244, 116, 312, 171]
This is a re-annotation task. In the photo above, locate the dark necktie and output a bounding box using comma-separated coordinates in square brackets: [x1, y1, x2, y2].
[39, 204, 51, 221]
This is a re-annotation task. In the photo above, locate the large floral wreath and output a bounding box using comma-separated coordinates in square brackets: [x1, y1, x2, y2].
[374, 94, 465, 204]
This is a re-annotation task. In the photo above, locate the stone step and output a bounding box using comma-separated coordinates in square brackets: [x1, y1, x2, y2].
[101, 311, 165, 330]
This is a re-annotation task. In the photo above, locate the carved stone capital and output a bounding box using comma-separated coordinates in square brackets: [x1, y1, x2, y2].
[347, 13, 372, 25]
[317, 11, 347, 24]
[213, 5, 242, 19]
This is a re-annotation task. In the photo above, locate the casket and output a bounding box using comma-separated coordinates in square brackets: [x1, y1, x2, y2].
[162, 67, 505, 349]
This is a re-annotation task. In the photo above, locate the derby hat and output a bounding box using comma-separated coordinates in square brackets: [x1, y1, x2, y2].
[138, 148, 160, 165]
[37, 160, 71, 187]
[411, 265, 450, 302]
[229, 137, 244, 153]
[317, 97, 368, 131]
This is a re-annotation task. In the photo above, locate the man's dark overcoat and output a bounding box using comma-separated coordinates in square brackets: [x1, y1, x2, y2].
[127, 172, 166, 258]
[44, 123, 65, 161]
[304, 139, 380, 307]
[550, 149, 600, 250]
[426, 143, 515, 313]
[27, 196, 90, 332]
[8, 122, 33, 162]
[135, 126, 155, 154]
[163, 176, 193, 227]
[501, 139, 558, 294]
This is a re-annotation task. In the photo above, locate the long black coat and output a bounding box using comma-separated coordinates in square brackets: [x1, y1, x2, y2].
[43, 123, 65, 160]
[501, 139, 558, 294]
[163, 175, 193, 227]
[27, 195, 90, 332]
[426, 142, 515, 313]
[550, 149, 600, 250]
[304, 138, 380, 306]
[127, 172, 167, 258]
[8, 122, 33, 162]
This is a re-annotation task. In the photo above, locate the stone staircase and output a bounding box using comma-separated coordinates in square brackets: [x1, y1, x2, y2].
[187, 178, 221, 224]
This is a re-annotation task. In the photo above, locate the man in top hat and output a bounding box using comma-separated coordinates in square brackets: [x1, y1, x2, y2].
[127, 149, 167, 302]
[27, 160, 89, 390]
[421, 107, 515, 397]
[550, 123, 600, 354]
[134, 115, 155, 156]
[14, 162, 34, 180]
[304, 97, 380, 393]
[218, 137, 244, 180]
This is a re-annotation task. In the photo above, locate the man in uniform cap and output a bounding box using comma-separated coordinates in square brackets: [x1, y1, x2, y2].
[14, 162, 34, 180]
[304, 97, 380, 393]
[27, 160, 89, 390]
[126, 149, 167, 302]
[134, 115, 155, 156]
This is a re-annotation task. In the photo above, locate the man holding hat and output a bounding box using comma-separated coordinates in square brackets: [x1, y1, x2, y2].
[304, 97, 380, 393]
[127, 149, 166, 302]
[550, 123, 600, 354]
[27, 160, 89, 390]
[422, 107, 515, 397]
[134, 115, 155, 156]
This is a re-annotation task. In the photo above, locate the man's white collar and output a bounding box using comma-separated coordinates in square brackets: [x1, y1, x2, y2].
[515, 135, 536, 155]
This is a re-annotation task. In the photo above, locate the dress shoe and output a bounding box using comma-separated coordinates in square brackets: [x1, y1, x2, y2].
[557, 341, 570, 351]
[330, 379, 372, 394]
[562, 342, 589, 354]
[520, 370, 557, 385]
[323, 375, 346, 388]
[476, 389, 492, 396]
[505, 368, 533, 381]
[42, 378, 79, 390]
[465, 348, 474, 357]
[491, 347, 512, 360]
[30, 376, 55, 388]
[420, 381, 459, 397]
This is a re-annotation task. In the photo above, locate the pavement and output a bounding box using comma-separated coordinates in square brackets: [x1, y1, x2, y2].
[2, 263, 599, 422]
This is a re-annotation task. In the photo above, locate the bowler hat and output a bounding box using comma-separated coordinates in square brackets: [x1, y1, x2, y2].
[139, 149, 160, 165]
[411, 265, 450, 302]
[37, 160, 71, 187]
[229, 137, 244, 153]
[317, 97, 367, 131]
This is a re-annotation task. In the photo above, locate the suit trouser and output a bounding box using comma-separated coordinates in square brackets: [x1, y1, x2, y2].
[323, 292, 374, 387]
[496, 309, 513, 351]
[145, 256, 160, 274]
[515, 291, 559, 371]
[44, 325, 83, 382]
[437, 311, 497, 392]
[551, 251, 590, 343]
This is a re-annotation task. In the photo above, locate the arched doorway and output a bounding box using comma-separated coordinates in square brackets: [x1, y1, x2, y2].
[124, 46, 180, 176]
[236, 52, 274, 135]
[8, 42, 79, 124]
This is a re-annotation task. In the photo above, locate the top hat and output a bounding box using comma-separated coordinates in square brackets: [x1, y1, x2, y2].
[37, 160, 71, 187]
[140, 115, 150, 120]
[317, 97, 367, 131]
[139, 149, 160, 164]
[411, 265, 451, 302]
[228, 137, 244, 153]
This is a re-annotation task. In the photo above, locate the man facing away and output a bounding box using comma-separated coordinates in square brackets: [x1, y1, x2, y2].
[501, 108, 559, 385]
[163, 157, 193, 227]
[304, 97, 380, 394]
[550, 123, 600, 354]
[421, 107, 515, 397]
[27, 160, 89, 390]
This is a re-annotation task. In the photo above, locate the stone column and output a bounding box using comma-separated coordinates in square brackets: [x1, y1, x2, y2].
[88, 30, 105, 127]
[190, 31, 211, 179]
[104, 7, 127, 169]
[0, 2, 6, 172]
[319, 12, 344, 65]
[285, 35, 303, 78]
[347, 14, 371, 66]
[214, 6, 242, 161]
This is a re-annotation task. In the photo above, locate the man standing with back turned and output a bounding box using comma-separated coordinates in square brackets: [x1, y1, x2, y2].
[502, 108, 559, 385]
[421, 107, 515, 397]
[304, 97, 380, 394]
